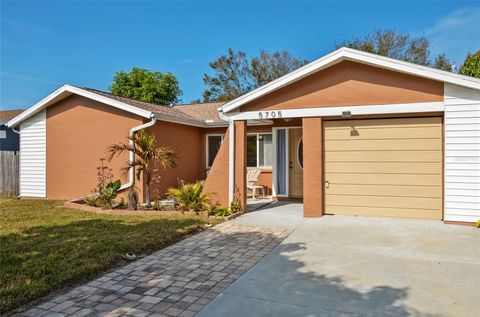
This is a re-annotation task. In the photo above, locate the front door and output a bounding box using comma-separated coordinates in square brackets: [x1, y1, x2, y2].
[289, 128, 303, 197]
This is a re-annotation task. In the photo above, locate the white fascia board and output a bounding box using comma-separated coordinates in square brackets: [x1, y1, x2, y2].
[219, 47, 480, 114]
[228, 101, 445, 121]
[154, 113, 230, 128]
[7, 84, 153, 127]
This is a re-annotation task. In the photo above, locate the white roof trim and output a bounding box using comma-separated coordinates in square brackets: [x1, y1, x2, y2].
[7, 84, 153, 127]
[219, 47, 480, 113]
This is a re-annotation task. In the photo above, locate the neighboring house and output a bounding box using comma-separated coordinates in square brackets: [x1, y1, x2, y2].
[0, 109, 23, 151]
[7, 48, 480, 224]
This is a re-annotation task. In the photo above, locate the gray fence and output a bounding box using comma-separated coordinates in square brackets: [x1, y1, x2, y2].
[0, 151, 19, 196]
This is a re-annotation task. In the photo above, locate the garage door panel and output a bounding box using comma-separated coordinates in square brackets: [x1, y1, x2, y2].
[325, 194, 442, 210]
[328, 184, 442, 198]
[326, 173, 441, 186]
[325, 205, 442, 220]
[324, 127, 442, 140]
[324, 117, 442, 129]
[324, 117, 442, 220]
[325, 139, 442, 151]
[325, 151, 441, 162]
[325, 162, 441, 174]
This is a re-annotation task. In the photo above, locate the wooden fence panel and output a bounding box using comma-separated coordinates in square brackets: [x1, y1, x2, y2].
[0, 151, 19, 196]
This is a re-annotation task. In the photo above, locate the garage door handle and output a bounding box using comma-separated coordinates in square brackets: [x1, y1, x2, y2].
[325, 181, 329, 188]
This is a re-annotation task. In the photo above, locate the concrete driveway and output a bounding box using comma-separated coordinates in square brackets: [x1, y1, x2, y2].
[198, 202, 479, 317]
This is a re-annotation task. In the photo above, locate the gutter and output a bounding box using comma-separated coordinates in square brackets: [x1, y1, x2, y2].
[119, 116, 157, 191]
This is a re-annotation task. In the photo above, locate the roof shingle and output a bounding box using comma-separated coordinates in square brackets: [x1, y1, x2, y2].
[0, 109, 23, 122]
[82, 87, 225, 125]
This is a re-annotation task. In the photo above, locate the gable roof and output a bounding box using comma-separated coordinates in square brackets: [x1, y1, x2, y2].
[219, 47, 480, 114]
[7, 84, 226, 128]
[83, 88, 226, 126]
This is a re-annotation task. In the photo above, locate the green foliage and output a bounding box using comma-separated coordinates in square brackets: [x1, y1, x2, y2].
[167, 181, 211, 213]
[107, 129, 178, 208]
[337, 29, 453, 70]
[202, 49, 307, 101]
[230, 200, 241, 213]
[110, 67, 182, 105]
[459, 51, 480, 78]
[84, 195, 99, 207]
[97, 180, 121, 210]
[211, 206, 233, 218]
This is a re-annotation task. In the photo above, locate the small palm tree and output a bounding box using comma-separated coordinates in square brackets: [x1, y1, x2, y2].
[107, 129, 177, 208]
[167, 181, 211, 213]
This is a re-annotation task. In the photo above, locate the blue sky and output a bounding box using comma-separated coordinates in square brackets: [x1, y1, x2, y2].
[1, 1, 479, 110]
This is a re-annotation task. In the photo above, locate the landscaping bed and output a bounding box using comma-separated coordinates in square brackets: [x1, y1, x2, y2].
[0, 197, 211, 314]
[64, 198, 203, 217]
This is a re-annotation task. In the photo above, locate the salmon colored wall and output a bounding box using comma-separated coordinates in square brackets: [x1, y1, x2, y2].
[46, 95, 143, 200]
[240, 61, 444, 112]
[234, 121, 247, 210]
[199, 127, 227, 179]
[303, 117, 324, 217]
[147, 121, 204, 198]
[203, 127, 230, 207]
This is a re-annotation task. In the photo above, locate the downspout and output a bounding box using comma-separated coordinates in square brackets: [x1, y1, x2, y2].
[218, 110, 235, 205]
[119, 116, 157, 191]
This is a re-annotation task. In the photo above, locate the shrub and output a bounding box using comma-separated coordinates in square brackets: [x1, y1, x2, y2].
[84, 195, 99, 207]
[211, 206, 233, 218]
[167, 181, 211, 213]
[97, 180, 121, 209]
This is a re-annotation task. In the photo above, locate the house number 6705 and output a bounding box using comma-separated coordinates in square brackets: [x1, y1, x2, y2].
[258, 111, 282, 119]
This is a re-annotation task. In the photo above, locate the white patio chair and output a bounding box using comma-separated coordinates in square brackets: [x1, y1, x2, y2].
[246, 168, 265, 200]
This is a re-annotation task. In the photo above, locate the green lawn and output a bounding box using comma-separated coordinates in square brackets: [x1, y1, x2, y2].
[0, 197, 208, 313]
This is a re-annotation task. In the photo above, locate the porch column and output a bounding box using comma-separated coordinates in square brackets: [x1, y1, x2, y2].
[234, 120, 247, 211]
[302, 117, 324, 217]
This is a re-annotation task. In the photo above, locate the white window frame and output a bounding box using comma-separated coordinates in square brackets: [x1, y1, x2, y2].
[247, 132, 273, 169]
[205, 134, 224, 169]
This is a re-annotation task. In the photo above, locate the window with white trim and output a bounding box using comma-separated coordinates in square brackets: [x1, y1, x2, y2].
[247, 133, 273, 168]
[206, 134, 224, 168]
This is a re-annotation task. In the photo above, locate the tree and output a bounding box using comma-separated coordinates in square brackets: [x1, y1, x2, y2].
[202, 49, 307, 101]
[459, 51, 480, 78]
[434, 54, 454, 71]
[107, 129, 178, 208]
[337, 29, 454, 70]
[110, 67, 182, 106]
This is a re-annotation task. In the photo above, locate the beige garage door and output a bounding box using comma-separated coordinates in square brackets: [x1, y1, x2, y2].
[324, 117, 443, 220]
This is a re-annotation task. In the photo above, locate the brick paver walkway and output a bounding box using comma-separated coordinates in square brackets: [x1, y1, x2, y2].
[15, 223, 290, 317]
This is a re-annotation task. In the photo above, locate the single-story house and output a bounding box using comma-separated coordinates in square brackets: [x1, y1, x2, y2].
[8, 48, 480, 224]
[1, 109, 23, 151]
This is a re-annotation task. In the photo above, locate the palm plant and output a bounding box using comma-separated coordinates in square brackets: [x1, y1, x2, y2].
[167, 181, 211, 213]
[107, 129, 177, 208]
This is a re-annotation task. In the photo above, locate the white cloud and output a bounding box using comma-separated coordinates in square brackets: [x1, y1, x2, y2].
[424, 7, 480, 66]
